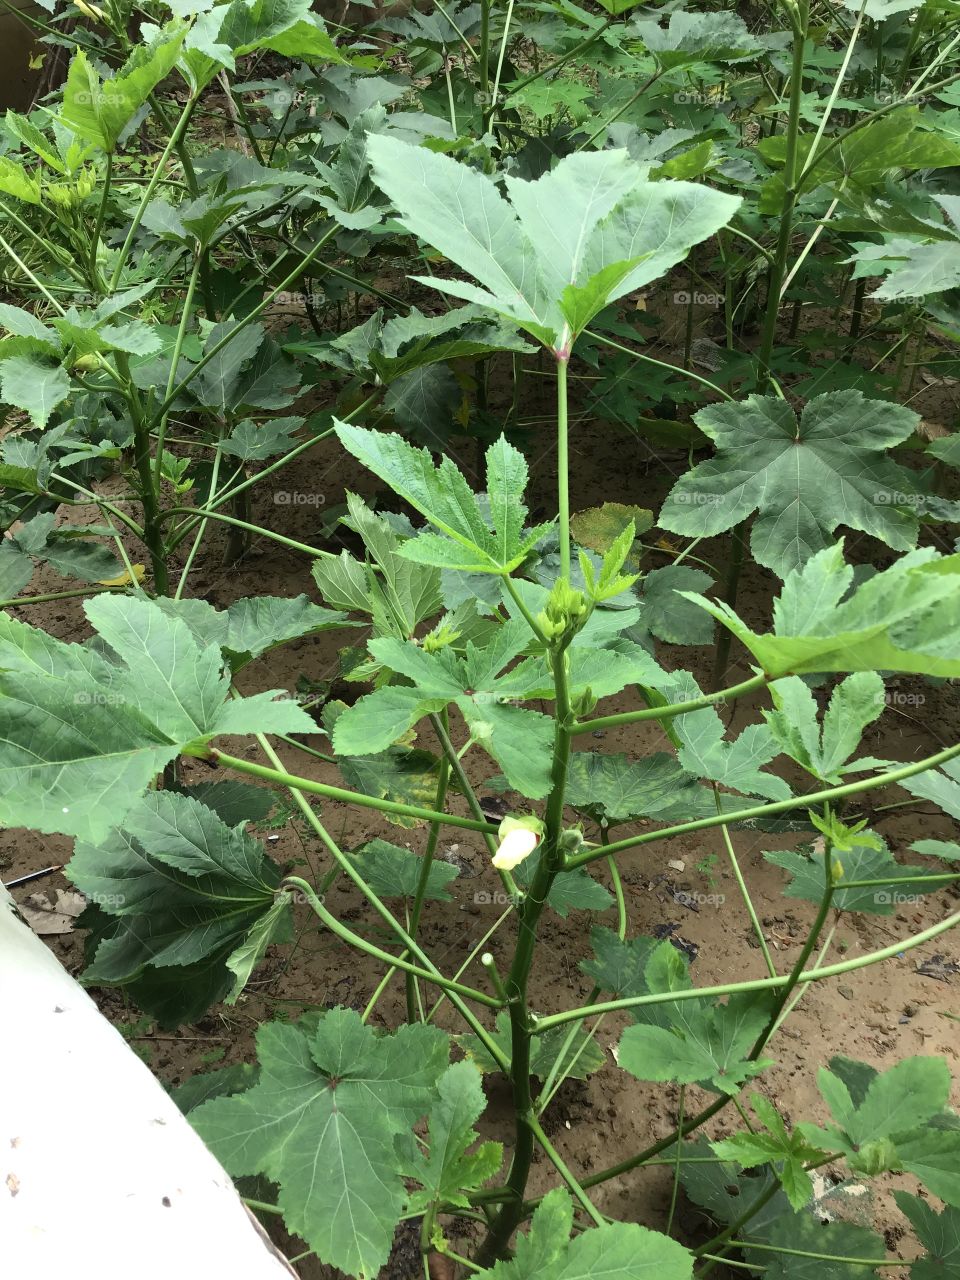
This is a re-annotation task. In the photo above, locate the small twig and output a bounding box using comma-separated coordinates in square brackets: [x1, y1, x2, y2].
[3, 865, 62, 888]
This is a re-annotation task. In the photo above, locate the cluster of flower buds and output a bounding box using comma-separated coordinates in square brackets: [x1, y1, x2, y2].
[535, 580, 589, 646]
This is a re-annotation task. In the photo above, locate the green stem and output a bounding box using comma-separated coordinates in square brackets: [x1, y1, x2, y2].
[0, 585, 126, 609]
[715, 791, 777, 979]
[163, 506, 324, 559]
[528, 1112, 605, 1227]
[246, 732, 508, 1070]
[89, 152, 113, 285]
[666, 1086, 685, 1235]
[425, 904, 516, 1025]
[556, 356, 571, 579]
[154, 256, 202, 489]
[568, 740, 960, 867]
[287, 877, 500, 1008]
[152, 222, 339, 421]
[724, 1241, 913, 1266]
[477, 642, 574, 1264]
[405, 708, 451, 1021]
[584, 329, 736, 402]
[532, 901, 960, 1035]
[573, 674, 767, 736]
[710, 523, 746, 689]
[122, 356, 169, 595]
[110, 92, 200, 292]
[210, 748, 498, 834]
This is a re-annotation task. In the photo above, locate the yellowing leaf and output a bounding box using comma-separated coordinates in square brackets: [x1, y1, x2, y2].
[96, 564, 145, 587]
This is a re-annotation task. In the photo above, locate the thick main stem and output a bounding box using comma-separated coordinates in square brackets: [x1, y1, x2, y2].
[476, 643, 573, 1265]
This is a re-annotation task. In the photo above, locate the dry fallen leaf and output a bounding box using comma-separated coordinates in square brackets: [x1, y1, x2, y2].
[18, 889, 86, 935]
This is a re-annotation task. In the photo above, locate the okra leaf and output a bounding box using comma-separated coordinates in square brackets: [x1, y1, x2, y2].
[191, 1009, 450, 1279]
[367, 135, 739, 353]
[638, 565, 715, 646]
[581, 926, 661, 998]
[67, 790, 290, 1022]
[659, 391, 922, 580]
[685, 542, 960, 678]
[564, 752, 717, 826]
[336, 424, 550, 573]
[902, 755, 960, 820]
[0, 355, 71, 428]
[404, 1061, 502, 1212]
[764, 835, 940, 914]
[512, 852, 614, 917]
[765, 671, 885, 782]
[0, 598, 316, 841]
[154, 593, 349, 671]
[349, 838, 459, 901]
[618, 943, 775, 1093]
[894, 1128, 960, 1206]
[473, 1187, 694, 1280]
[893, 1192, 960, 1280]
[711, 1096, 828, 1211]
[60, 34, 187, 151]
[633, 10, 765, 68]
[323, 706, 445, 829]
[664, 669, 791, 800]
[760, 1216, 886, 1280]
[800, 1058, 957, 1184]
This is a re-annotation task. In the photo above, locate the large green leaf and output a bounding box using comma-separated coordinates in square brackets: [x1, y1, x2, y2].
[659, 391, 922, 579]
[563, 751, 717, 825]
[581, 926, 661, 997]
[474, 1187, 694, 1280]
[617, 943, 774, 1094]
[366, 135, 739, 353]
[0, 355, 71, 427]
[0, 598, 315, 842]
[760, 109, 960, 211]
[660, 670, 790, 801]
[349, 838, 459, 900]
[711, 1095, 826, 1211]
[849, 197, 960, 301]
[67, 790, 289, 1024]
[686, 542, 960, 678]
[312, 491, 443, 641]
[764, 836, 939, 914]
[765, 672, 885, 782]
[0, 512, 123, 588]
[799, 1058, 957, 1183]
[335, 425, 550, 574]
[332, 627, 555, 798]
[404, 1061, 502, 1212]
[324, 702, 446, 830]
[60, 34, 187, 151]
[633, 10, 765, 68]
[153, 592, 348, 671]
[191, 1009, 450, 1278]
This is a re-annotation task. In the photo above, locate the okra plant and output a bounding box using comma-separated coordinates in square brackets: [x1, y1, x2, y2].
[3, 0, 960, 1275]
